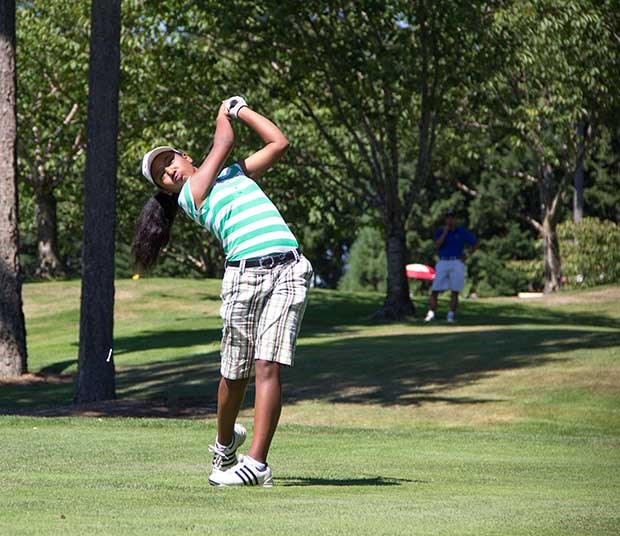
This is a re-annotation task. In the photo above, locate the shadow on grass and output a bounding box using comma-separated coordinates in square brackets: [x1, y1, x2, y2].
[277, 476, 425, 487]
[445, 300, 620, 330]
[2, 288, 618, 414]
[40, 360, 75, 375]
[112, 328, 222, 356]
[282, 328, 619, 405]
[302, 291, 620, 334]
[2, 322, 618, 414]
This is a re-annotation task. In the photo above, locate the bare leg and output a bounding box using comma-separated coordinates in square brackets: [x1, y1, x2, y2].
[428, 291, 440, 311]
[450, 291, 459, 313]
[217, 376, 249, 446]
[246, 360, 282, 464]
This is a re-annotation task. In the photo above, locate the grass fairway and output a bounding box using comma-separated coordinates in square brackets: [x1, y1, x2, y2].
[1, 279, 619, 535]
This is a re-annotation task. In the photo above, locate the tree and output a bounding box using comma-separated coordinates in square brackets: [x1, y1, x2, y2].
[586, 124, 620, 223]
[487, 0, 616, 292]
[216, 0, 497, 319]
[339, 227, 387, 292]
[117, 1, 234, 278]
[572, 121, 588, 223]
[74, 0, 121, 403]
[16, 1, 89, 278]
[17, 3, 88, 277]
[0, 0, 27, 377]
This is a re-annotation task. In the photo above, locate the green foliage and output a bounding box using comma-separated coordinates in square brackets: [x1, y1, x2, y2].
[16, 0, 90, 277]
[492, 218, 620, 291]
[468, 222, 539, 296]
[298, 224, 352, 289]
[474, 253, 530, 297]
[559, 218, 620, 287]
[512, 258, 546, 292]
[587, 124, 620, 222]
[479, 0, 619, 290]
[13, 0, 620, 290]
[339, 227, 387, 292]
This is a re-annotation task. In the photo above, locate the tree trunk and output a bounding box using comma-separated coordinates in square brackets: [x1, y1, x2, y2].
[34, 189, 66, 278]
[0, 0, 27, 378]
[573, 121, 587, 223]
[538, 159, 563, 293]
[74, 0, 121, 403]
[541, 211, 561, 293]
[376, 214, 415, 321]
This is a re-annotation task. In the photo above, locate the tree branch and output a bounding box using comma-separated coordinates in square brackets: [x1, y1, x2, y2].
[455, 180, 479, 198]
[302, 16, 383, 182]
[295, 96, 381, 206]
[46, 103, 80, 157]
[52, 127, 85, 189]
[514, 171, 538, 184]
[290, 154, 379, 211]
[518, 213, 543, 233]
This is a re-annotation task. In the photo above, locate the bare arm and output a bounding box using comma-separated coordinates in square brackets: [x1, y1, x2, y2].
[190, 104, 235, 207]
[237, 107, 289, 179]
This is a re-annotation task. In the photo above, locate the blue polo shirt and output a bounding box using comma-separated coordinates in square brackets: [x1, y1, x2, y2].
[434, 226, 477, 258]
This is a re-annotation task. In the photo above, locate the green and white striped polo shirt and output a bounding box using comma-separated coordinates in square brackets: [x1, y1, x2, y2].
[177, 163, 299, 261]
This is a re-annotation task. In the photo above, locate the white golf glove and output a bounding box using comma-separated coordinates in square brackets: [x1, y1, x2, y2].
[223, 96, 248, 119]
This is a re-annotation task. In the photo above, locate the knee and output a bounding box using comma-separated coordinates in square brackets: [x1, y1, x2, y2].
[254, 360, 281, 382]
[221, 376, 249, 391]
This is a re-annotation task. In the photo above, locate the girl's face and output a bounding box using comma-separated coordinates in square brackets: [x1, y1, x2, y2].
[150, 151, 195, 194]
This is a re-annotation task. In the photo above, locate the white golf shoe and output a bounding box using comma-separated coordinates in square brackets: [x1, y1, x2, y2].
[424, 310, 435, 322]
[208, 423, 246, 471]
[209, 458, 274, 487]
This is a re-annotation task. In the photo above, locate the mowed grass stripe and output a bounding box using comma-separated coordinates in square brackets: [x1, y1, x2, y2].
[0, 418, 618, 535]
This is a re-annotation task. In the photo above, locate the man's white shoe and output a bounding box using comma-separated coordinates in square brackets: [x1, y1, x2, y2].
[424, 310, 435, 322]
[208, 423, 246, 471]
[209, 458, 274, 487]
[447, 311, 455, 323]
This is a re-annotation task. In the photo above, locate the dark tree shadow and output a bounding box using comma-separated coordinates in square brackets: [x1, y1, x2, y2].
[112, 328, 222, 356]
[1, 289, 618, 415]
[2, 325, 618, 415]
[280, 329, 620, 406]
[298, 290, 620, 336]
[40, 360, 75, 375]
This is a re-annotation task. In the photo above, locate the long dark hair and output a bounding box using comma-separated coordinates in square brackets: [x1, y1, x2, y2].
[131, 191, 179, 272]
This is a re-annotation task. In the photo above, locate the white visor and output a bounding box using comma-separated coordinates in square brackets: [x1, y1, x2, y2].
[141, 145, 182, 186]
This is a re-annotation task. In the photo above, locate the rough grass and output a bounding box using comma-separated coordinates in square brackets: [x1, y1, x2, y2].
[1, 279, 619, 535]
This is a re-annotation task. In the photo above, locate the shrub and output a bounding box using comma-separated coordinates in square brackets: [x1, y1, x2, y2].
[473, 252, 531, 297]
[339, 227, 387, 292]
[558, 218, 620, 287]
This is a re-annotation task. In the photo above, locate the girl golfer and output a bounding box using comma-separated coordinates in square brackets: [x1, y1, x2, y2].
[134, 97, 313, 487]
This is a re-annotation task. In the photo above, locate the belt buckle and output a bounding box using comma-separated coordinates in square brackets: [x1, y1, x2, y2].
[259, 255, 275, 269]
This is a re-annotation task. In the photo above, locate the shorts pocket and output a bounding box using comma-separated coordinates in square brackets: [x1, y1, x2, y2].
[220, 268, 239, 302]
[297, 256, 314, 283]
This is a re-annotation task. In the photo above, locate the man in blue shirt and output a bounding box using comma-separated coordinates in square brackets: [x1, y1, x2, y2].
[424, 210, 479, 323]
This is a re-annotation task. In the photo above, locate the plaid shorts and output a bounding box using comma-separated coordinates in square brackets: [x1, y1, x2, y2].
[219, 254, 313, 380]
